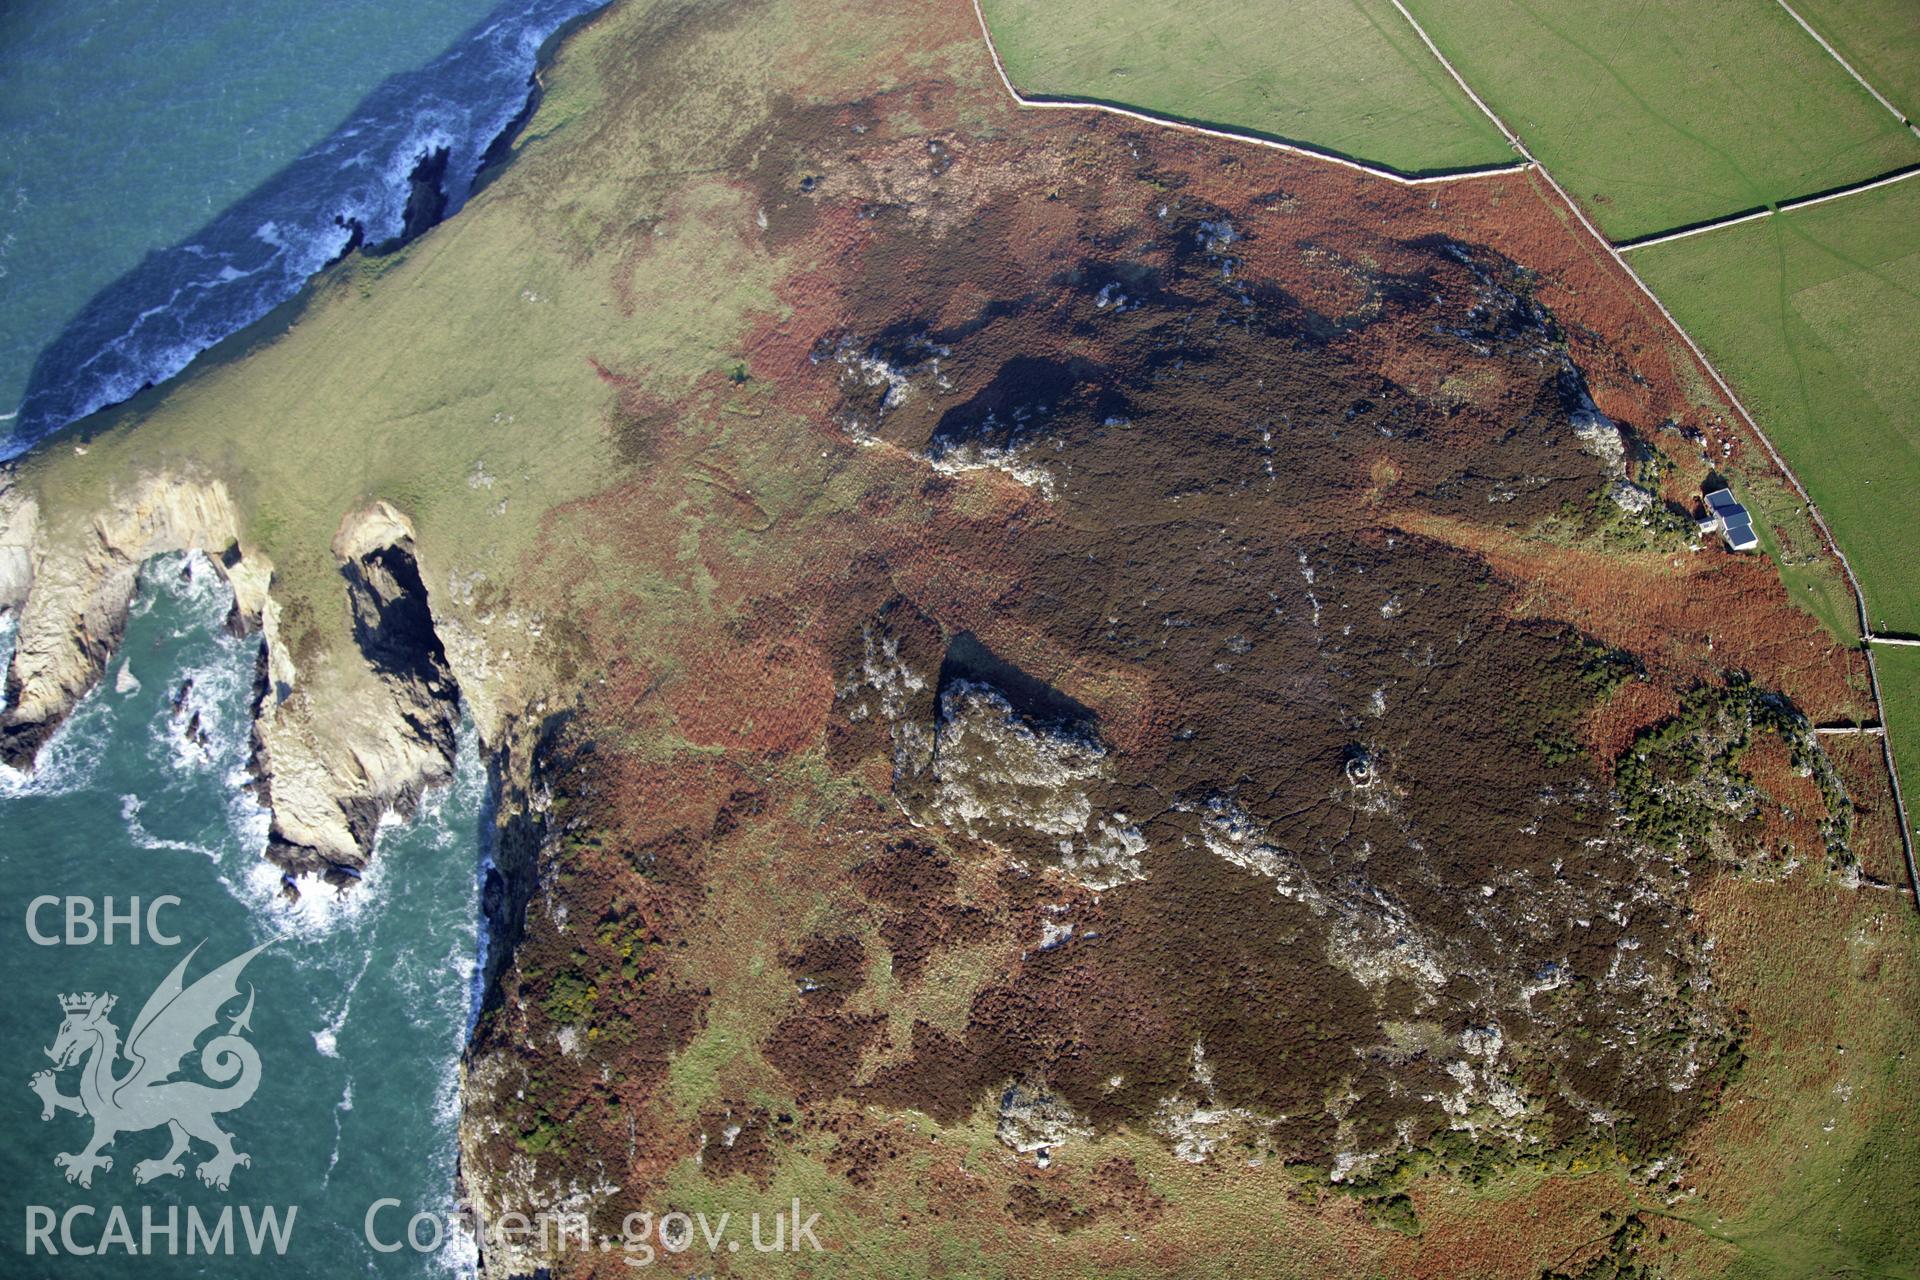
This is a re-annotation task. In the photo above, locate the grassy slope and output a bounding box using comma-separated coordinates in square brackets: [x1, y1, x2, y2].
[1734, 454, 1863, 647]
[1788, 0, 1920, 122]
[1659, 860, 1920, 1279]
[978, 0, 1514, 174]
[15, 0, 798, 695]
[1632, 179, 1920, 635]
[1397, 0, 1920, 240]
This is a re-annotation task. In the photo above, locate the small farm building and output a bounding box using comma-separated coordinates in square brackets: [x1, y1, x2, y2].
[1698, 488, 1759, 551]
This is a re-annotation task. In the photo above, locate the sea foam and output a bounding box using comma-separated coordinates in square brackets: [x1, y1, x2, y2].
[5, 0, 609, 458]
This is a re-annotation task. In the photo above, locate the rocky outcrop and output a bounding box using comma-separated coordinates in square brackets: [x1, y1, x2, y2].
[252, 503, 465, 884]
[913, 680, 1147, 890]
[358, 146, 452, 256]
[458, 719, 574, 1280]
[0, 472, 493, 894]
[474, 710, 571, 1009]
[0, 470, 259, 766]
[0, 481, 36, 615]
[837, 617, 1147, 891]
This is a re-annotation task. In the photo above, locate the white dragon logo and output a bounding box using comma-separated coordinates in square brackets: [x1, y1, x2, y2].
[29, 940, 270, 1191]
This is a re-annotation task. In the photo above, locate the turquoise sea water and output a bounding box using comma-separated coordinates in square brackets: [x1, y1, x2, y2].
[0, 556, 487, 1275]
[0, 5, 591, 1268]
[0, 0, 603, 454]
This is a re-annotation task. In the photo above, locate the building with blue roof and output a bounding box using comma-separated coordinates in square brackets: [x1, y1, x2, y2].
[1698, 488, 1759, 551]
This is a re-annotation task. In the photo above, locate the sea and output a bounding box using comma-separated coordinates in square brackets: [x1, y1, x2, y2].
[0, 0, 606, 457]
[0, 555, 490, 1275]
[0, 0, 605, 1271]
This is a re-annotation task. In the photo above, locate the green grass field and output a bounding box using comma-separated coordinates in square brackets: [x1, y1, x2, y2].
[1397, 0, 1920, 240]
[1788, 0, 1920, 125]
[977, 0, 1515, 175]
[1737, 461, 1863, 646]
[1879, 646, 1920, 847]
[1632, 178, 1920, 635]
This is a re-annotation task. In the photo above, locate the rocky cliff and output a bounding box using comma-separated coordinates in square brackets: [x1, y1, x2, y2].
[0, 469, 522, 892]
[0, 471, 258, 763]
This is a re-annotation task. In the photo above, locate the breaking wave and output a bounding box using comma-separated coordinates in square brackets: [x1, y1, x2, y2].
[3, 0, 607, 458]
[2, 543, 485, 1273]
[0, 624, 111, 802]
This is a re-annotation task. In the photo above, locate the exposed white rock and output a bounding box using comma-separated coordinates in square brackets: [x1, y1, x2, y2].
[0, 470, 253, 765]
[926, 427, 1058, 497]
[830, 335, 950, 417]
[854, 625, 926, 723]
[247, 502, 465, 880]
[996, 1081, 1090, 1154]
[0, 473, 502, 889]
[1060, 815, 1147, 890]
[1152, 1044, 1275, 1164]
[928, 680, 1145, 888]
[1609, 478, 1656, 515]
[1330, 901, 1447, 994]
[0, 480, 38, 614]
[1155, 1099, 1252, 1164]
[1568, 383, 1627, 476]
[1190, 792, 1450, 999]
[1036, 917, 1073, 950]
[1193, 795, 1320, 908]
[846, 352, 914, 409]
